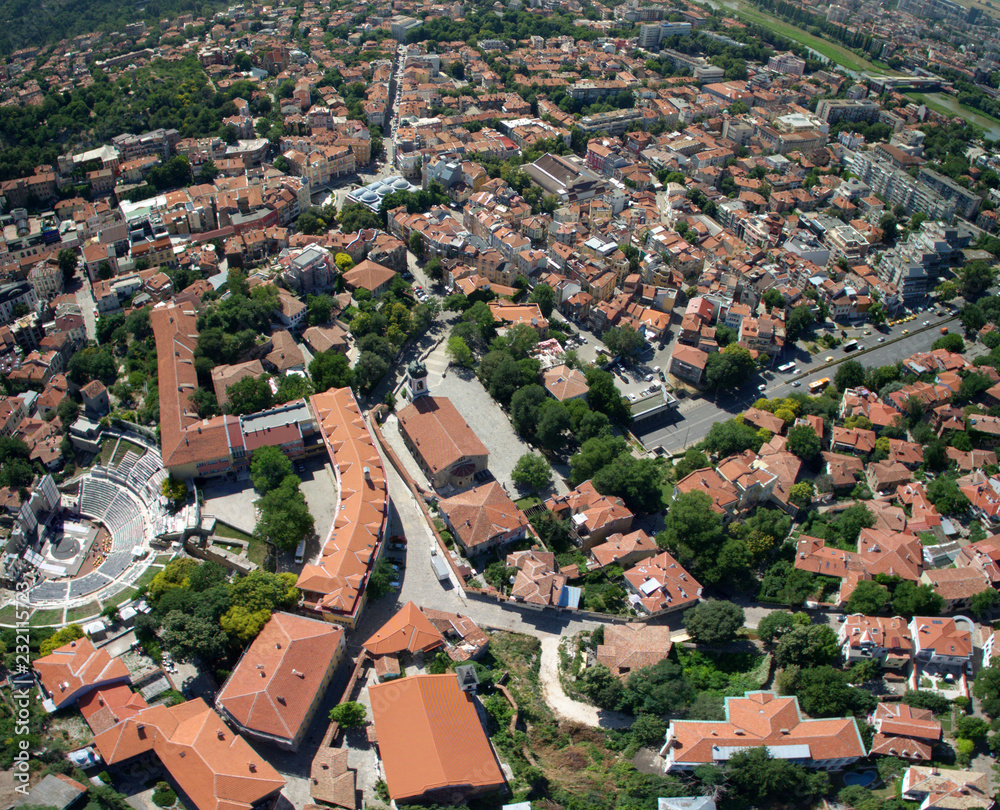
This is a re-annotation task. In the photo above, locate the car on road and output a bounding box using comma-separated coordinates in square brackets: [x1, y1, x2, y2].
[878, 337, 885, 342]
[923, 320, 930, 326]
[791, 381, 800, 387]
[627, 393, 637, 402]
[825, 356, 834, 362]
[758, 384, 767, 391]
[902, 329, 909, 335]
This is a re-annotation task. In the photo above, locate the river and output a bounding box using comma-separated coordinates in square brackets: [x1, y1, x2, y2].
[907, 92, 1000, 140]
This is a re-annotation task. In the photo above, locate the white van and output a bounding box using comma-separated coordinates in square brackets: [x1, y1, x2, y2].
[294, 539, 306, 565]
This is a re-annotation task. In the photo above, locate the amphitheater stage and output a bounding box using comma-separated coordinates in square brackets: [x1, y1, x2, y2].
[38, 518, 100, 579]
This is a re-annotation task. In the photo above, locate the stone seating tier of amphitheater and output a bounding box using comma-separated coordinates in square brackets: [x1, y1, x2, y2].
[28, 448, 166, 606]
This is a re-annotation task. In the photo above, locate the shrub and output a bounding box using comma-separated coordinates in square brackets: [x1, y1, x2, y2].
[152, 783, 176, 808]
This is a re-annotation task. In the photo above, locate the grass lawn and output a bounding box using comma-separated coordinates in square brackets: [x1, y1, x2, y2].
[133, 566, 160, 590]
[29, 608, 65, 627]
[102, 588, 139, 608]
[154, 553, 173, 564]
[99, 439, 117, 466]
[514, 496, 541, 510]
[247, 536, 269, 567]
[212, 540, 245, 554]
[112, 439, 144, 465]
[723, 0, 879, 72]
[0, 604, 21, 625]
[214, 522, 252, 542]
[66, 602, 101, 623]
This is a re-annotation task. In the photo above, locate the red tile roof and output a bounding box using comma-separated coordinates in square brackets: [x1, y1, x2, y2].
[93, 698, 285, 810]
[666, 691, 866, 768]
[300, 388, 388, 620]
[368, 674, 506, 802]
[362, 602, 446, 657]
[216, 612, 344, 746]
[33, 637, 131, 709]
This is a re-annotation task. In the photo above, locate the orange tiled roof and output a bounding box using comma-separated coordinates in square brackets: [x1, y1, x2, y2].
[440, 481, 529, 552]
[216, 612, 344, 745]
[299, 388, 388, 619]
[396, 396, 488, 476]
[93, 698, 285, 810]
[33, 637, 131, 709]
[362, 601, 446, 657]
[666, 691, 865, 767]
[596, 624, 673, 678]
[368, 674, 506, 802]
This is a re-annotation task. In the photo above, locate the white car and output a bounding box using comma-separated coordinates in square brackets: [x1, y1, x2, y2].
[645, 374, 654, 382]
[627, 393, 637, 402]
[758, 384, 767, 391]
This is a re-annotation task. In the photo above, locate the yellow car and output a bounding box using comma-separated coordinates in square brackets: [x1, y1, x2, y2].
[902, 329, 909, 335]
[825, 356, 834, 362]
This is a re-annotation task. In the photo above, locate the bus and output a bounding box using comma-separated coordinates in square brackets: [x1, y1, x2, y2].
[778, 361, 796, 373]
[809, 377, 831, 394]
[842, 339, 859, 352]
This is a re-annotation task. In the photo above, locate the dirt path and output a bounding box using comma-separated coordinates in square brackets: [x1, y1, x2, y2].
[538, 636, 632, 729]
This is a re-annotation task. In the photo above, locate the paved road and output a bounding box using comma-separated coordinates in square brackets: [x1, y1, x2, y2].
[635, 314, 967, 453]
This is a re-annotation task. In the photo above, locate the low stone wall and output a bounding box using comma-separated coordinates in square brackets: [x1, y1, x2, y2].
[184, 538, 257, 574]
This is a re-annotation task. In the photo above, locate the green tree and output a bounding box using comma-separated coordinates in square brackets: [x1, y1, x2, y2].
[225, 375, 273, 415]
[957, 715, 990, 740]
[684, 600, 744, 644]
[512, 453, 552, 491]
[161, 611, 229, 662]
[569, 433, 628, 484]
[892, 581, 944, 617]
[39, 624, 84, 656]
[925, 476, 970, 515]
[658, 490, 727, 579]
[725, 747, 829, 808]
[536, 400, 572, 451]
[57, 248, 78, 283]
[592, 455, 663, 514]
[932, 333, 965, 352]
[250, 446, 294, 493]
[972, 587, 999, 618]
[789, 480, 814, 508]
[219, 605, 271, 643]
[756, 610, 810, 646]
[367, 557, 395, 600]
[527, 283, 555, 318]
[959, 260, 996, 297]
[409, 231, 424, 256]
[584, 367, 631, 424]
[446, 335, 474, 368]
[786, 305, 815, 341]
[603, 324, 644, 358]
[975, 666, 1000, 718]
[510, 384, 548, 440]
[699, 418, 760, 457]
[846, 580, 890, 615]
[791, 665, 877, 717]
[310, 350, 354, 391]
[705, 344, 755, 390]
[787, 423, 821, 460]
[835, 360, 865, 391]
[961, 303, 987, 333]
[253, 478, 315, 551]
[329, 701, 367, 728]
[774, 624, 840, 668]
[161, 476, 188, 504]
